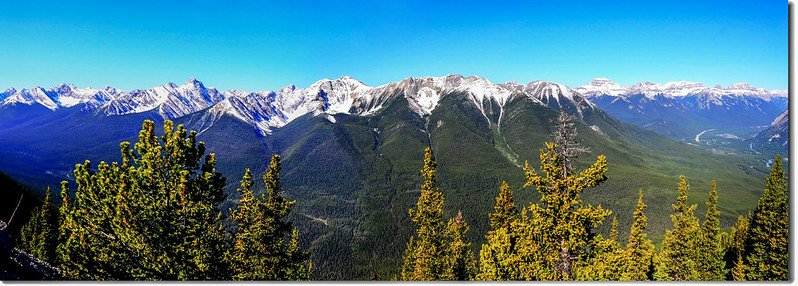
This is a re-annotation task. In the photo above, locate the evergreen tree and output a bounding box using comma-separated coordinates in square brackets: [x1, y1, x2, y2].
[227, 156, 312, 280]
[726, 214, 749, 281]
[619, 190, 654, 281]
[696, 180, 725, 280]
[654, 176, 701, 281]
[477, 182, 521, 280]
[56, 181, 76, 272]
[401, 147, 448, 280]
[489, 181, 518, 230]
[517, 140, 611, 280]
[442, 211, 476, 280]
[744, 154, 788, 281]
[19, 187, 57, 263]
[573, 216, 623, 281]
[57, 120, 229, 280]
[477, 226, 522, 280]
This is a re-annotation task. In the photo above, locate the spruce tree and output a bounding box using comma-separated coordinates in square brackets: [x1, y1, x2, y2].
[57, 120, 229, 280]
[227, 156, 312, 280]
[442, 211, 476, 280]
[619, 190, 654, 281]
[19, 187, 57, 263]
[517, 141, 611, 280]
[401, 147, 447, 280]
[697, 180, 725, 280]
[654, 176, 700, 281]
[744, 154, 788, 281]
[477, 181, 521, 280]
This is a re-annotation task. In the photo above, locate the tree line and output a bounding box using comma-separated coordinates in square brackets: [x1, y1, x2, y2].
[17, 114, 788, 281]
[18, 120, 311, 280]
[399, 112, 788, 281]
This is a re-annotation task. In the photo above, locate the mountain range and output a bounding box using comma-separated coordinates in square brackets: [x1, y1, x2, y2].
[577, 78, 788, 150]
[0, 75, 785, 279]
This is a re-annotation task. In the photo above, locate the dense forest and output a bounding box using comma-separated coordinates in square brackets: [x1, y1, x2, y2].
[12, 114, 789, 281]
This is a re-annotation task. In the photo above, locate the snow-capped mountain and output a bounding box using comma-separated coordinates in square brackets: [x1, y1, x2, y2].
[7, 75, 779, 140]
[578, 78, 786, 109]
[100, 78, 226, 118]
[576, 78, 788, 141]
[1, 84, 122, 111]
[195, 75, 594, 134]
[752, 110, 789, 152]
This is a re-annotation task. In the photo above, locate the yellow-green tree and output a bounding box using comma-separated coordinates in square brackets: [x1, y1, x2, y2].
[227, 156, 311, 280]
[654, 176, 701, 281]
[57, 120, 229, 280]
[442, 211, 476, 280]
[517, 141, 611, 280]
[696, 180, 725, 280]
[744, 154, 788, 281]
[619, 190, 654, 281]
[726, 214, 749, 281]
[477, 181, 521, 280]
[401, 147, 448, 280]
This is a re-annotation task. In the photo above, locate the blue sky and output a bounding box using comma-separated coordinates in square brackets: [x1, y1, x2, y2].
[0, 0, 788, 91]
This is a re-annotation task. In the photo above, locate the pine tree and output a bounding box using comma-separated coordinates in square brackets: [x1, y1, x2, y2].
[57, 120, 230, 280]
[517, 140, 611, 280]
[696, 180, 725, 280]
[477, 181, 521, 280]
[401, 147, 448, 280]
[744, 154, 788, 281]
[442, 211, 476, 280]
[619, 190, 654, 281]
[227, 156, 312, 280]
[19, 187, 57, 263]
[654, 176, 701, 281]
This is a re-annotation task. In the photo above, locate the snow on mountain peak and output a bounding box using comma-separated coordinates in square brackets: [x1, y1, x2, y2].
[578, 78, 625, 97]
[99, 78, 226, 118]
[579, 79, 785, 101]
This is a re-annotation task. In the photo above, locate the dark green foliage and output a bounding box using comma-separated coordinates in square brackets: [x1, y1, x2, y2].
[227, 156, 312, 280]
[19, 187, 57, 263]
[697, 180, 725, 280]
[654, 176, 701, 280]
[401, 147, 448, 280]
[442, 211, 477, 280]
[744, 154, 788, 281]
[57, 120, 229, 280]
[0, 171, 41, 242]
[725, 214, 749, 281]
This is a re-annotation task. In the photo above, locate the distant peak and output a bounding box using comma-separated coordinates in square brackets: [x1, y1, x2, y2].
[183, 77, 204, 87]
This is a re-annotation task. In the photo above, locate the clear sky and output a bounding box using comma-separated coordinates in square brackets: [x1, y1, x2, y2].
[0, 0, 788, 91]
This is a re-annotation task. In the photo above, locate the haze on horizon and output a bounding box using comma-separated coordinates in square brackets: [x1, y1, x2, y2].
[0, 0, 787, 91]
